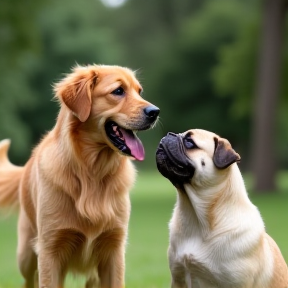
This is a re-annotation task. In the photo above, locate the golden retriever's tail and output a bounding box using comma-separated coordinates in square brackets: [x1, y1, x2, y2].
[0, 139, 23, 209]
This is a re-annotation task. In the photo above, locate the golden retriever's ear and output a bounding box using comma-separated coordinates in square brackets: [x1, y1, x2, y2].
[54, 68, 97, 122]
[213, 137, 241, 169]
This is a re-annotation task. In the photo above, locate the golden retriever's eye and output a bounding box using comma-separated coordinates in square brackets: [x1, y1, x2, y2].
[183, 136, 198, 149]
[112, 87, 125, 96]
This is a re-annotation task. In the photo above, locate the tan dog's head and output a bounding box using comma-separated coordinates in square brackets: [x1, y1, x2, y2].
[156, 129, 240, 189]
[54, 64, 160, 161]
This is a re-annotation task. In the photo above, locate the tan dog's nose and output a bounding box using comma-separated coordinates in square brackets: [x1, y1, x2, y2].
[143, 106, 160, 122]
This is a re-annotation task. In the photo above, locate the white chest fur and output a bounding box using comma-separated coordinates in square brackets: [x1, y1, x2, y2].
[168, 180, 274, 288]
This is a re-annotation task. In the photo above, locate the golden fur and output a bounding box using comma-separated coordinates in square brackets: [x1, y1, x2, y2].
[0, 64, 158, 288]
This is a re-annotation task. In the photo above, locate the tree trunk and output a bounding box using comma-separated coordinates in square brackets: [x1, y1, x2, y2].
[251, 0, 287, 192]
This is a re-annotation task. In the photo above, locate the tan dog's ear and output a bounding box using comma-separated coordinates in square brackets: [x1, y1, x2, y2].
[54, 68, 97, 122]
[213, 137, 241, 169]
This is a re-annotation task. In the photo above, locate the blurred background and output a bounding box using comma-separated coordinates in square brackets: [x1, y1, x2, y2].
[1, 0, 288, 192]
[1, 0, 288, 287]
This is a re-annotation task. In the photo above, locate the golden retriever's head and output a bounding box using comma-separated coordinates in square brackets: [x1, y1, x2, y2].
[156, 129, 240, 189]
[54, 64, 160, 161]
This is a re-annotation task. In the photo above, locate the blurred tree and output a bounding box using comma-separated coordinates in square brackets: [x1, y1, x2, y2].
[0, 0, 127, 164]
[213, 0, 288, 192]
[0, 0, 44, 163]
[21, 0, 126, 148]
[212, 5, 260, 166]
[2, 0, 288, 178]
[93, 0, 209, 167]
[19, 0, 205, 168]
[148, 0, 250, 155]
[251, 0, 288, 192]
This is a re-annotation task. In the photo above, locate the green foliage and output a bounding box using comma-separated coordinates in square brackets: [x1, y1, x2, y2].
[21, 0, 126, 147]
[212, 5, 288, 166]
[0, 0, 127, 164]
[0, 0, 42, 162]
[1, 0, 288, 169]
[212, 17, 260, 118]
[148, 0, 253, 156]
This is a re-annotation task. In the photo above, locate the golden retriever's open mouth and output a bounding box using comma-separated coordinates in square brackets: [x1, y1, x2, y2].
[105, 121, 145, 161]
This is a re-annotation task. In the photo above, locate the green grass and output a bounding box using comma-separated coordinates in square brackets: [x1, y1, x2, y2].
[0, 171, 287, 288]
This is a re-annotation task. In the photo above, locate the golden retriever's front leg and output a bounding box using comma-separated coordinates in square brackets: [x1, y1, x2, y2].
[17, 209, 38, 288]
[98, 247, 125, 288]
[37, 251, 65, 288]
[37, 228, 85, 287]
[85, 276, 100, 288]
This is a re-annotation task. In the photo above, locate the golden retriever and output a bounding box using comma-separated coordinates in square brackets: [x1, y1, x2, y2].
[0, 64, 159, 288]
[156, 129, 287, 288]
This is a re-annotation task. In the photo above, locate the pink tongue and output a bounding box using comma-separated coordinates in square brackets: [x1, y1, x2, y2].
[120, 128, 145, 161]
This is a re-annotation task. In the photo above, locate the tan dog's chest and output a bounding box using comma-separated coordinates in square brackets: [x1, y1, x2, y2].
[168, 189, 277, 288]
[170, 237, 270, 288]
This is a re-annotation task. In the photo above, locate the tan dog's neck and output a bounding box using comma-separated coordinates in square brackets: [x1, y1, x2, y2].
[176, 164, 255, 234]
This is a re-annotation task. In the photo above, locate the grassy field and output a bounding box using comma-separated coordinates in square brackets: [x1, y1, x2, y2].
[0, 171, 287, 288]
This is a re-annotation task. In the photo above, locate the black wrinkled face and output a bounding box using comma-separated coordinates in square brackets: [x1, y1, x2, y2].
[156, 132, 195, 188]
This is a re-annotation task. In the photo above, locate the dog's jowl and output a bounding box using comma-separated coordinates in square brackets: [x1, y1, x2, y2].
[0, 64, 159, 288]
[156, 129, 288, 288]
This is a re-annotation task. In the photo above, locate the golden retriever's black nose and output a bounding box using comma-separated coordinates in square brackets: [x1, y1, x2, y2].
[144, 106, 160, 122]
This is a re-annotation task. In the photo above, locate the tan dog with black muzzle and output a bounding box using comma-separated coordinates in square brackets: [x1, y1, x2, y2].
[156, 129, 288, 288]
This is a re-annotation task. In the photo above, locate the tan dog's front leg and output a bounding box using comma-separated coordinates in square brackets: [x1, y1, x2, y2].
[171, 278, 188, 288]
[98, 247, 125, 288]
[170, 262, 188, 288]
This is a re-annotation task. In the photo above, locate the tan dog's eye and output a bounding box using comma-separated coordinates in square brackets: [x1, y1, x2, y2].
[112, 87, 125, 96]
[183, 136, 198, 149]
